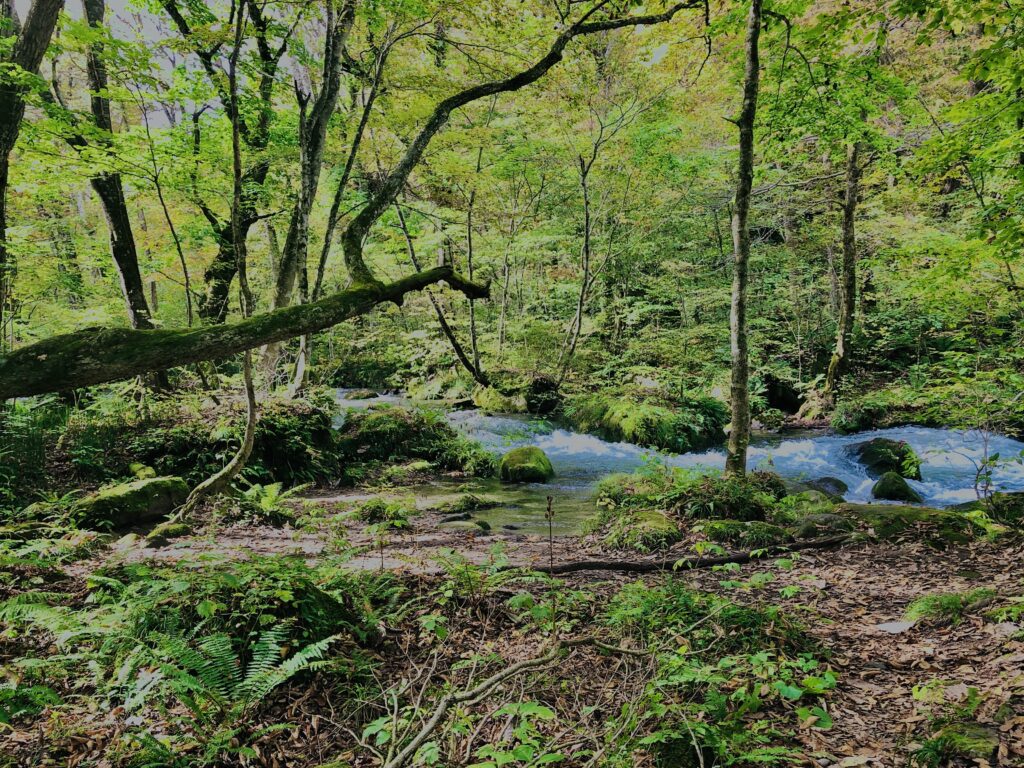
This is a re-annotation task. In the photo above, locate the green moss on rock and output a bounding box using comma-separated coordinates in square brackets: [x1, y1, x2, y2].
[499, 446, 555, 483]
[872, 471, 923, 503]
[703, 519, 792, 547]
[128, 462, 156, 479]
[146, 521, 192, 547]
[74, 476, 188, 530]
[791, 513, 855, 539]
[472, 386, 528, 414]
[603, 509, 682, 552]
[853, 438, 922, 480]
[836, 503, 980, 545]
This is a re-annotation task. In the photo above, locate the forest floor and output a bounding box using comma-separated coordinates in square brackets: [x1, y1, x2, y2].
[76, 501, 1024, 767]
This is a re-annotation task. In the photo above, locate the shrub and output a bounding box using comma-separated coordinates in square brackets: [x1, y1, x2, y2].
[337, 406, 496, 477]
[664, 474, 777, 522]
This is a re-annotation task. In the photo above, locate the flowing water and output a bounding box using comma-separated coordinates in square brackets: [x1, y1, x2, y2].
[335, 390, 1024, 535]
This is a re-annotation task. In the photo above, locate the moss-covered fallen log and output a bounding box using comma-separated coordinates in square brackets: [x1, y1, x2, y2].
[0, 266, 487, 399]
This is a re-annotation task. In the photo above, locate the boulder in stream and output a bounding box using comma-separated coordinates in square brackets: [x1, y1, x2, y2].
[499, 446, 555, 483]
[872, 471, 924, 503]
[852, 438, 922, 480]
[74, 476, 188, 530]
[806, 476, 848, 500]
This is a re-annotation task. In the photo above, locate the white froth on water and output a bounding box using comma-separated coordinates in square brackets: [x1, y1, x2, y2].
[336, 390, 1024, 507]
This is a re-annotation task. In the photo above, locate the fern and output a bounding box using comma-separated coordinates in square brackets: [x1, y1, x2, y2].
[151, 623, 339, 727]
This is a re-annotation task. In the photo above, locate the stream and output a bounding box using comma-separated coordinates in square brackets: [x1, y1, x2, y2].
[336, 390, 1024, 535]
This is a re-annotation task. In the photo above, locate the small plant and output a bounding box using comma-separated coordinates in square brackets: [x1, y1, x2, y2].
[145, 624, 340, 761]
[904, 588, 996, 625]
[233, 481, 310, 525]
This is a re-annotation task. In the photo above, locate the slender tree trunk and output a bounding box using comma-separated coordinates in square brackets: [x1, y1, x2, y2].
[395, 203, 488, 386]
[824, 138, 861, 395]
[725, 0, 762, 477]
[83, 0, 155, 330]
[558, 156, 593, 383]
[0, 0, 65, 349]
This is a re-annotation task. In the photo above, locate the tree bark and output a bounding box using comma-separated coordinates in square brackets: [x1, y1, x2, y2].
[725, 0, 763, 477]
[0, 0, 65, 346]
[82, 0, 155, 329]
[824, 138, 861, 395]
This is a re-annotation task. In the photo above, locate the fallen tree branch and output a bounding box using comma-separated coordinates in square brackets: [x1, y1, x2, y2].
[0, 265, 487, 399]
[381, 634, 635, 768]
[519, 534, 854, 575]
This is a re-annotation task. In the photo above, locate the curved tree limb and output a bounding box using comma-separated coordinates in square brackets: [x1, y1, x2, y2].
[339, 1, 705, 287]
[0, 266, 488, 399]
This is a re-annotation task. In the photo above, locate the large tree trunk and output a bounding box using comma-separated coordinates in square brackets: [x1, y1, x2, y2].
[0, 0, 65, 347]
[824, 138, 861, 396]
[83, 0, 155, 329]
[725, 0, 763, 478]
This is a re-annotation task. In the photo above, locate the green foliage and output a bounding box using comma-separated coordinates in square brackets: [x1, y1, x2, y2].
[232, 481, 310, 526]
[145, 625, 340, 762]
[338, 405, 497, 478]
[355, 497, 414, 527]
[664, 474, 779, 523]
[0, 681, 61, 725]
[602, 580, 831, 764]
[700, 519, 792, 548]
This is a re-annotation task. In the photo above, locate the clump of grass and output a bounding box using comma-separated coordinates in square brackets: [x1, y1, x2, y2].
[355, 497, 415, 526]
[904, 588, 997, 625]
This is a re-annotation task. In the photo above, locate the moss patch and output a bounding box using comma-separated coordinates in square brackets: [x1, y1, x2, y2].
[603, 509, 682, 552]
[472, 386, 528, 414]
[499, 446, 555, 483]
[701, 519, 792, 547]
[872, 471, 924, 503]
[73, 476, 188, 530]
[836, 503, 980, 545]
[853, 438, 922, 480]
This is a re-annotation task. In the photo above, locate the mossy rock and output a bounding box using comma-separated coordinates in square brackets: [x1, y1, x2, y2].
[73, 476, 189, 530]
[853, 438, 922, 480]
[473, 386, 528, 414]
[436, 493, 502, 515]
[703, 519, 792, 547]
[603, 509, 682, 552]
[128, 462, 157, 479]
[146, 522, 192, 547]
[787, 490, 837, 515]
[791, 513, 856, 539]
[872, 471, 923, 503]
[499, 446, 555, 483]
[342, 388, 378, 400]
[836, 503, 979, 545]
[806, 476, 848, 500]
